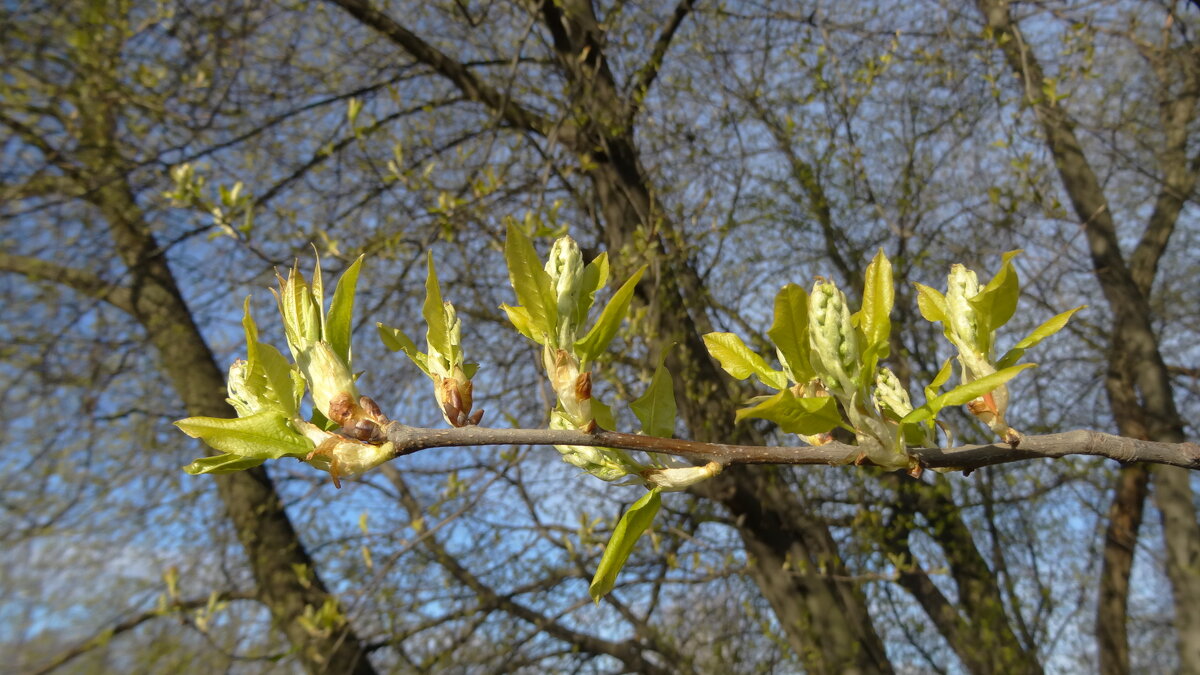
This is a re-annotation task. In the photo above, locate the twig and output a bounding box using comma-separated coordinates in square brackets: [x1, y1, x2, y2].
[384, 423, 1200, 472]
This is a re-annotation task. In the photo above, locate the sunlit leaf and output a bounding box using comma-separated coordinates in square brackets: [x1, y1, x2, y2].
[969, 249, 1021, 351]
[996, 305, 1085, 369]
[176, 411, 314, 459]
[183, 453, 266, 475]
[913, 283, 947, 323]
[574, 251, 610, 329]
[903, 364, 1036, 424]
[505, 220, 557, 340]
[924, 358, 955, 403]
[422, 253, 451, 362]
[575, 265, 646, 363]
[326, 255, 364, 364]
[501, 304, 542, 344]
[703, 332, 788, 390]
[857, 249, 893, 356]
[768, 283, 812, 383]
[734, 389, 842, 435]
[631, 354, 676, 438]
[377, 322, 430, 375]
[589, 488, 662, 601]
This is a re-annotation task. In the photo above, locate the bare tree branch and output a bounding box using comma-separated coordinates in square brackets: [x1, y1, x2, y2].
[0, 252, 134, 313]
[627, 0, 698, 122]
[325, 0, 558, 140]
[31, 591, 257, 675]
[383, 466, 677, 675]
[383, 424, 1200, 472]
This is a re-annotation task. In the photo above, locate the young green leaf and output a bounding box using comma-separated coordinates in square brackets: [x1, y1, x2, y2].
[703, 333, 788, 390]
[913, 283, 948, 324]
[589, 488, 662, 601]
[505, 220, 557, 340]
[902, 363, 1036, 424]
[243, 298, 301, 416]
[175, 411, 314, 459]
[631, 355, 676, 438]
[733, 389, 843, 435]
[767, 283, 813, 383]
[183, 453, 267, 475]
[500, 304, 542, 344]
[326, 255, 364, 364]
[575, 251, 610, 327]
[924, 358, 955, 403]
[591, 397, 618, 431]
[377, 322, 430, 375]
[996, 305, 1085, 369]
[968, 250, 1021, 352]
[257, 341, 302, 418]
[422, 253, 451, 363]
[857, 249, 894, 355]
[575, 265, 647, 363]
[311, 255, 325, 332]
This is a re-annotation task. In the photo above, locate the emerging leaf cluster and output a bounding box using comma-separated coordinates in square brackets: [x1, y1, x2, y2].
[705, 250, 1081, 470]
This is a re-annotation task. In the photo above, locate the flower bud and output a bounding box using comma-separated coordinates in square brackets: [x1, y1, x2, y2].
[808, 280, 860, 392]
[945, 265, 981, 351]
[275, 265, 323, 363]
[872, 367, 913, 419]
[545, 236, 584, 346]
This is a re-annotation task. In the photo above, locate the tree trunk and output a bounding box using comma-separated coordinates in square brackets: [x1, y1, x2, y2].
[83, 151, 377, 675]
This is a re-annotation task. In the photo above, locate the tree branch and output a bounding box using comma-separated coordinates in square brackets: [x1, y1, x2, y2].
[325, 0, 557, 139]
[627, 0, 697, 122]
[0, 252, 134, 314]
[384, 424, 1200, 472]
[31, 591, 257, 675]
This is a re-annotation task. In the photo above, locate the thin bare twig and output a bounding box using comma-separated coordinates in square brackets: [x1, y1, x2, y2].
[384, 423, 1200, 472]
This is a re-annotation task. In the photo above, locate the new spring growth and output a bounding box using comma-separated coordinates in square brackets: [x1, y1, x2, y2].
[518, 232, 643, 482]
[299, 395, 394, 488]
[274, 263, 364, 426]
[546, 235, 585, 347]
[376, 253, 482, 428]
[429, 302, 481, 427]
[943, 264, 1016, 444]
[808, 280, 860, 395]
[178, 256, 395, 486]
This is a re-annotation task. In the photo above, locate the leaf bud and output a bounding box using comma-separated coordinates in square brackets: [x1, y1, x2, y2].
[304, 341, 359, 424]
[642, 461, 723, 491]
[434, 365, 477, 427]
[297, 420, 394, 488]
[226, 360, 264, 416]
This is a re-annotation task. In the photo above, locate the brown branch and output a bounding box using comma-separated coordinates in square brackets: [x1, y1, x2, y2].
[381, 465, 676, 675]
[627, 0, 697, 121]
[0, 252, 134, 314]
[384, 424, 1200, 472]
[325, 0, 557, 140]
[31, 591, 257, 675]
